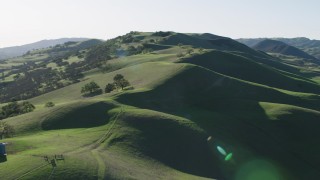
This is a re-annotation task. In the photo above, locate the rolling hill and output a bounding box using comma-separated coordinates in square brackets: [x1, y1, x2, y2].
[1, 31, 320, 180]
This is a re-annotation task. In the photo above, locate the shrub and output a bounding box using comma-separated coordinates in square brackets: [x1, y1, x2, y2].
[0, 122, 15, 139]
[45, 102, 55, 107]
[20, 101, 35, 113]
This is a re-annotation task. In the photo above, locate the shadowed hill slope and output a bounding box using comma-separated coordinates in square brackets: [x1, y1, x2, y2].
[180, 50, 320, 94]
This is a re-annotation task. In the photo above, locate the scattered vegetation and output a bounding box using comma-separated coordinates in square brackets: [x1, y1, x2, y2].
[0, 40, 104, 103]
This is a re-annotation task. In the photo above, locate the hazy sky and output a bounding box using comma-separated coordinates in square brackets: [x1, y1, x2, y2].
[1, 0, 320, 47]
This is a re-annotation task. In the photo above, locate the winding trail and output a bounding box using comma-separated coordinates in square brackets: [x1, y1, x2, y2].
[91, 151, 106, 180]
[93, 107, 123, 148]
[90, 106, 123, 179]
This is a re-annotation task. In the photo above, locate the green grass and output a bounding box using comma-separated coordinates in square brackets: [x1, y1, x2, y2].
[1, 32, 320, 179]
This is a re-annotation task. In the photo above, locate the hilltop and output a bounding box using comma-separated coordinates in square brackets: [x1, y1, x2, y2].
[0, 31, 320, 179]
[0, 38, 89, 60]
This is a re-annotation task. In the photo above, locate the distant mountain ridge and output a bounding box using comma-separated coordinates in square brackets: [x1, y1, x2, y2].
[237, 37, 320, 59]
[253, 39, 318, 60]
[0, 38, 89, 60]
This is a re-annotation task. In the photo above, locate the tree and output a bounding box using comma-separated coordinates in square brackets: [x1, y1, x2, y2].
[113, 74, 124, 82]
[113, 74, 130, 90]
[20, 101, 35, 113]
[105, 83, 115, 93]
[0, 122, 15, 139]
[81, 81, 102, 95]
[117, 79, 130, 90]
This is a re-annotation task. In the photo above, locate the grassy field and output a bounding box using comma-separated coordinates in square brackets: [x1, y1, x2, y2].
[1, 32, 320, 179]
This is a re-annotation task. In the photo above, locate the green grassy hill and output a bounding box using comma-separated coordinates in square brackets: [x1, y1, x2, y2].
[1, 32, 320, 180]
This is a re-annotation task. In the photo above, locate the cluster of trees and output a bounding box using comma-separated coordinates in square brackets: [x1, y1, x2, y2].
[105, 74, 130, 93]
[0, 101, 35, 120]
[81, 74, 131, 96]
[0, 121, 15, 139]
